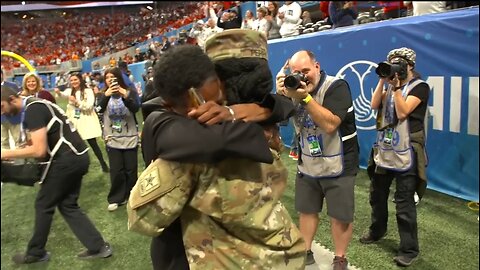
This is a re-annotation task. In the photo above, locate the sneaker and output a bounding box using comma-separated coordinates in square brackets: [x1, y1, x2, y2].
[359, 232, 383, 244]
[77, 242, 112, 260]
[394, 255, 418, 267]
[291, 153, 299, 161]
[107, 203, 118, 211]
[332, 255, 348, 270]
[305, 250, 315, 265]
[12, 252, 50, 264]
[288, 149, 297, 158]
[414, 192, 420, 205]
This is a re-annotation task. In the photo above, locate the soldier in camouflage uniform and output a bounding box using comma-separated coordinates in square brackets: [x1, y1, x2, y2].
[129, 30, 306, 269]
[129, 152, 306, 269]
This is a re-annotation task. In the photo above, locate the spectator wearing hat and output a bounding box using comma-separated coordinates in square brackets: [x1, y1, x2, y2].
[360, 47, 430, 267]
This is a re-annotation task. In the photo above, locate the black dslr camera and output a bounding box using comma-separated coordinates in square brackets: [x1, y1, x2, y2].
[284, 72, 308, 91]
[375, 58, 408, 80]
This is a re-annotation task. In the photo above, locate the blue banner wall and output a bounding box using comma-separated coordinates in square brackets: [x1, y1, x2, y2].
[268, 8, 479, 201]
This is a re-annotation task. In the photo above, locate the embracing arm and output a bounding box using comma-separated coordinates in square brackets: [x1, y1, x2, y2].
[143, 112, 273, 165]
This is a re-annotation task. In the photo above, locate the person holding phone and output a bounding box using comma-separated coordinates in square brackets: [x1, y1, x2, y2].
[97, 67, 140, 212]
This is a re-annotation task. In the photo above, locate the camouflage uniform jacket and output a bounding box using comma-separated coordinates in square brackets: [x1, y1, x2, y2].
[128, 150, 306, 270]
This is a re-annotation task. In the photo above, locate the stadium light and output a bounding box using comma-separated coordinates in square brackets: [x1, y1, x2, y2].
[146, 5, 153, 10]
[21, 1, 25, 5]
[22, 14, 27, 19]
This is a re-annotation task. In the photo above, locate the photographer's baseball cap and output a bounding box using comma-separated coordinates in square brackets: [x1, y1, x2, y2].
[204, 29, 268, 62]
[1, 84, 19, 101]
[387, 47, 416, 66]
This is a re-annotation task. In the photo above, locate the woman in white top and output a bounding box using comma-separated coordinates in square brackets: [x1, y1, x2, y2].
[55, 72, 109, 172]
[241, 10, 256, 30]
[254, 6, 270, 37]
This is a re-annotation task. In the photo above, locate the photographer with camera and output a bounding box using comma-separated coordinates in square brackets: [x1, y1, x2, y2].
[360, 47, 429, 267]
[1, 85, 112, 264]
[276, 50, 359, 269]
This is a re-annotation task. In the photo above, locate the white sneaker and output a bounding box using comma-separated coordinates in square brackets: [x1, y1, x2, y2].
[107, 203, 118, 211]
[414, 192, 420, 205]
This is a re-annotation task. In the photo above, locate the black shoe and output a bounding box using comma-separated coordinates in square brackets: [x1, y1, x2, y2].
[332, 255, 348, 270]
[12, 252, 50, 264]
[394, 255, 418, 267]
[359, 232, 383, 244]
[77, 242, 112, 260]
[305, 250, 315, 265]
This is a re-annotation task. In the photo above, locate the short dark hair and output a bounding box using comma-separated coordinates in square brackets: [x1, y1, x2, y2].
[1, 84, 18, 101]
[153, 45, 216, 107]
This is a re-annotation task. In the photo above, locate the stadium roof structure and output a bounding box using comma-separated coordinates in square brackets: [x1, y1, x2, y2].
[1, 1, 153, 12]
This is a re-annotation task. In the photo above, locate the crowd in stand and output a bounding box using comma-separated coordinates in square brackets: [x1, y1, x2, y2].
[1, 1, 477, 72]
[0, 1, 230, 70]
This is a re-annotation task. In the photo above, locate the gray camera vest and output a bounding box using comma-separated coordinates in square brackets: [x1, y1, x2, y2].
[373, 79, 425, 172]
[293, 75, 355, 178]
[22, 97, 89, 183]
[102, 94, 139, 150]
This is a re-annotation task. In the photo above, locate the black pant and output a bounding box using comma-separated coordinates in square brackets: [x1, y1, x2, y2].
[87, 138, 107, 166]
[106, 146, 138, 204]
[368, 159, 419, 258]
[150, 218, 189, 270]
[27, 153, 105, 257]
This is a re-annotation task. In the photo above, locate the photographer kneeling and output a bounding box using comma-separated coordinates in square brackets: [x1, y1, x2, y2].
[276, 50, 359, 269]
[1, 85, 112, 264]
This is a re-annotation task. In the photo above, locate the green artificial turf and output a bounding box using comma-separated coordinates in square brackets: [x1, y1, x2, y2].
[280, 153, 479, 270]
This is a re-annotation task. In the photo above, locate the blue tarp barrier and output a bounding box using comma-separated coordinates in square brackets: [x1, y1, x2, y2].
[268, 7, 479, 202]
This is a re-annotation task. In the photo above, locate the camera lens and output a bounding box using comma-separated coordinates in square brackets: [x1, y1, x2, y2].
[375, 62, 393, 78]
[284, 73, 306, 90]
